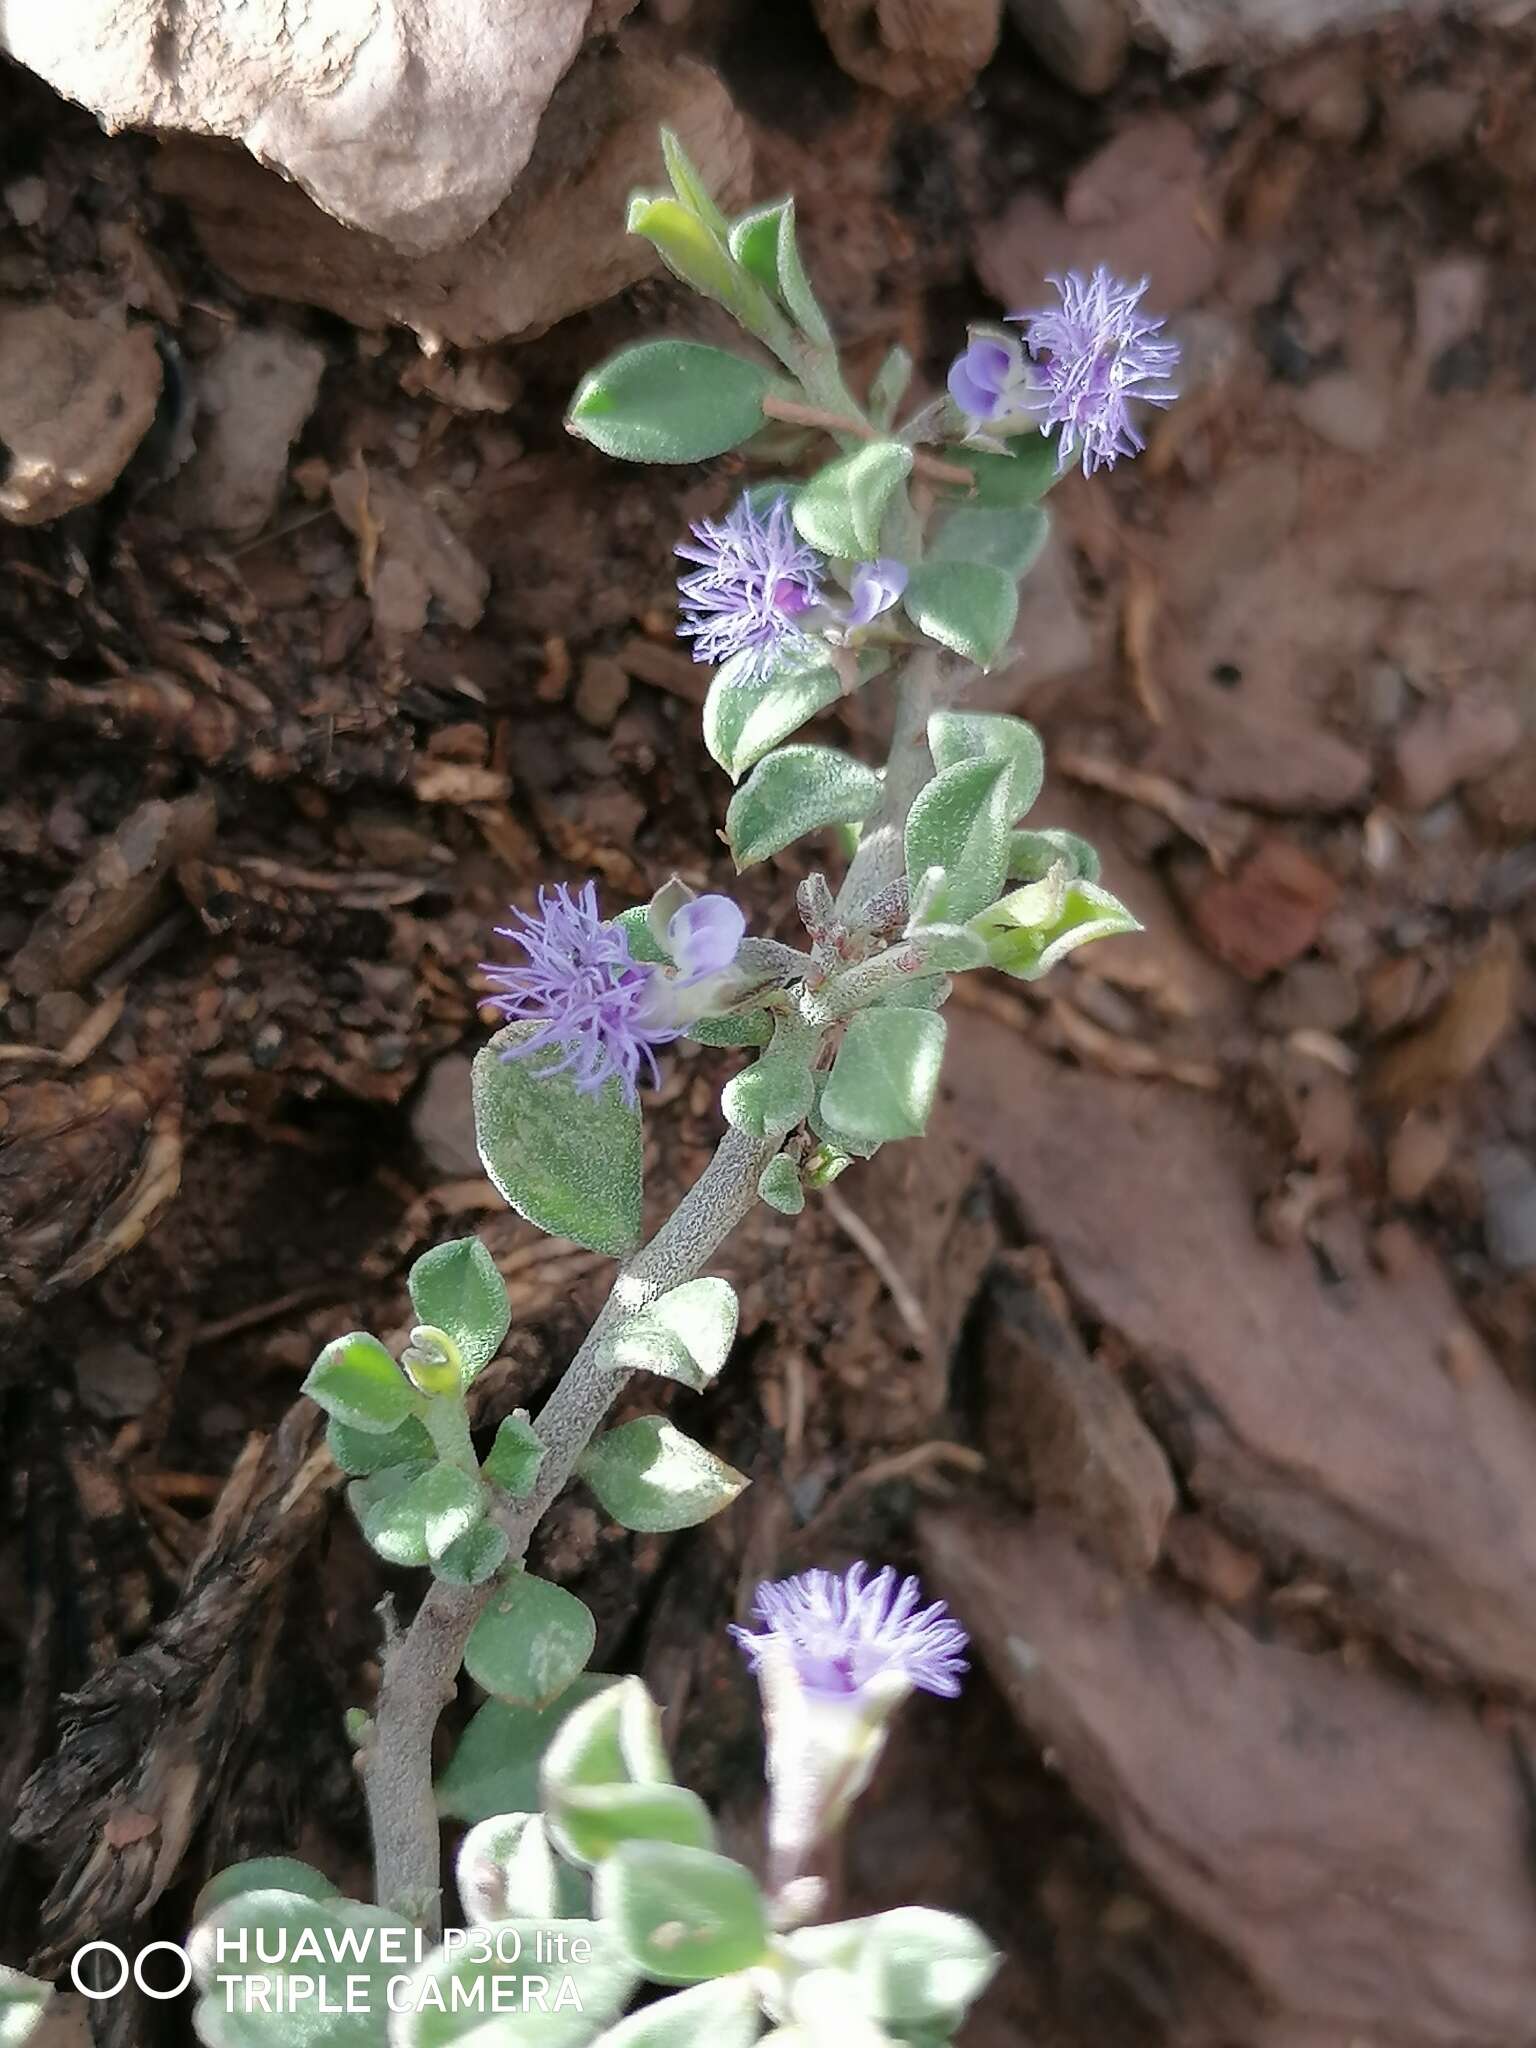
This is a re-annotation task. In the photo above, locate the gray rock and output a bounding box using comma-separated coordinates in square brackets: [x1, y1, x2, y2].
[1007, 0, 1129, 94]
[74, 1341, 160, 1420]
[1479, 1144, 1536, 1273]
[0, 304, 161, 525]
[412, 1052, 480, 1180]
[1292, 369, 1393, 455]
[1137, 0, 1529, 69]
[170, 328, 326, 539]
[1, 0, 614, 254]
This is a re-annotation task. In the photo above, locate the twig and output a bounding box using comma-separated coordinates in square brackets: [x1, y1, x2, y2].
[761, 394, 975, 490]
[821, 1185, 933, 1360]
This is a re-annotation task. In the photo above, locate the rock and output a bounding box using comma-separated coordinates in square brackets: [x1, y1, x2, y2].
[1366, 929, 1516, 1113]
[1006, 0, 1129, 94]
[1190, 838, 1340, 981]
[1253, 958, 1360, 1036]
[1257, 47, 1372, 144]
[1389, 685, 1522, 812]
[938, 1011, 1536, 1696]
[1478, 1144, 1536, 1274]
[5, 175, 48, 227]
[169, 328, 326, 539]
[812, 0, 1002, 102]
[1, 0, 616, 255]
[1387, 1107, 1457, 1204]
[1136, 0, 1520, 68]
[1389, 84, 1482, 165]
[411, 1052, 480, 1179]
[329, 466, 489, 636]
[921, 1510, 1536, 2048]
[1465, 739, 1536, 844]
[152, 36, 749, 349]
[74, 1340, 160, 1420]
[575, 656, 631, 731]
[1152, 692, 1373, 815]
[1412, 255, 1490, 375]
[979, 117, 1220, 318]
[0, 304, 161, 525]
[983, 1253, 1176, 1573]
[1291, 369, 1392, 455]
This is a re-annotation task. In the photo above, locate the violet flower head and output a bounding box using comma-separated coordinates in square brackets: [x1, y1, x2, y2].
[676, 493, 825, 678]
[733, 1562, 969, 1701]
[481, 881, 679, 1105]
[1013, 267, 1180, 476]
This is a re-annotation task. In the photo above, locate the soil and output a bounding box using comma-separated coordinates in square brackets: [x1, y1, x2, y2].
[2, 6, 1536, 2046]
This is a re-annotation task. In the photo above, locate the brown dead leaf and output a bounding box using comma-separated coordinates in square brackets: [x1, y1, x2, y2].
[1366, 927, 1518, 1112]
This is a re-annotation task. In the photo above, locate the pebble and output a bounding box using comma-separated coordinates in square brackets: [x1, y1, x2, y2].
[410, 1050, 480, 1179]
[1254, 958, 1360, 1036]
[1478, 1144, 1536, 1273]
[1005, 0, 1128, 95]
[1389, 686, 1521, 812]
[74, 1341, 160, 1420]
[4, 175, 47, 227]
[1292, 370, 1392, 455]
[575, 656, 631, 732]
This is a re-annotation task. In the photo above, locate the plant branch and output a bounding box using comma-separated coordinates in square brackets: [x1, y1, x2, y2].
[761, 394, 975, 488]
[363, 1124, 776, 1929]
[836, 650, 956, 922]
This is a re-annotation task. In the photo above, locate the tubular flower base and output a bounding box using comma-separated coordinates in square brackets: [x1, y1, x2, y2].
[733, 1562, 970, 1701]
[1014, 266, 1180, 476]
[482, 881, 681, 1104]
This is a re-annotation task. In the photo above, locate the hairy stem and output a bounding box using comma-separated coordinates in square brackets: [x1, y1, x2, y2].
[760, 394, 975, 488]
[364, 1126, 775, 1927]
[835, 650, 952, 922]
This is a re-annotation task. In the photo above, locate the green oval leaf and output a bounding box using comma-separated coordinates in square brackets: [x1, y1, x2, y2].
[474, 1023, 643, 1258]
[905, 759, 1013, 924]
[1008, 826, 1101, 884]
[456, 1813, 563, 1924]
[465, 1573, 597, 1708]
[579, 1418, 748, 1533]
[757, 1153, 805, 1215]
[660, 128, 731, 237]
[903, 560, 1018, 670]
[189, 1890, 414, 2048]
[728, 197, 833, 347]
[792, 441, 913, 557]
[820, 1010, 947, 1145]
[542, 1675, 673, 1803]
[949, 432, 1061, 506]
[436, 1677, 620, 1824]
[483, 1412, 547, 1500]
[325, 1411, 434, 1477]
[406, 1237, 510, 1379]
[192, 1859, 339, 1923]
[590, 1976, 764, 2048]
[601, 1277, 740, 1392]
[393, 1920, 636, 2048]
[568, 342, 772, 464]
[928, 709, 1044, 821]
[433, 1519, 510, 1588]
[972, 876, 1142, 981]
[704, 646, 844, 782]
[725, 745, 882, 871]
[721, 1050, 815, 1140]
[930, 503, 1049, 578]
[303, 1332, 417, 1435]
[0, 1969, 51, 2048]
[597, 1842, 770, 1985]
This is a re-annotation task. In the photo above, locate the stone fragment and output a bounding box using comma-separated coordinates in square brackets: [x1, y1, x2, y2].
[1006, 0, 1128, 94]
[575, 657, 631, 732]
[152, 38, 750, 349]
[0, 304, 161, 525]
[1292, 369, 1392, 454]
[411, 1052, 480, 1181]
[1191, 838, 1340, 980]
[1253, 958, 1359, 1036]
[1389, 685, 1521, 812]
[1478, 1144, 1536, 1274]
[329, 467, 488, 636]
[812, 0, 1002, 102]
[1, 0, 612, 254]
[169, 328, 326, 538]
[922, 1510, 1536, 2048]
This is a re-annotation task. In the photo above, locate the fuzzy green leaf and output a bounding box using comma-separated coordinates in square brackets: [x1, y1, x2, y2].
[725, 745, 882, 871]
[474, 1022, 643, 1257]
[971, 876, 1142, 981]
[905, 758, 1013, 923]
[627, 195, 744, 307]
[728, 197, 832, 346]
[303, 1332, 417, 1435]
[406, 1237, 509, 1379]
[1008, 826, 1101, 884]
[929, 502, 1049, 579]
[757, 1153, 805, 1215]
[189, 1891, 414, 2048]
[820, 1010, 947, 1145]
[686, 1010, 775, 1048]
[432, 1518, 510, 1588]
[927, 710, 1044, 821]
[568, 342, 772, 464]
[660, 127, 731, 236]
[482, 1412, 546, 1500]
[435, 1678, 619, 1823]
[598, 1843, 771, 1985]
[704, 646, 844, 781]
[602, 1277, 740, 1392]
[456, 1813, 563, 1924]
[590, 1977, 764, 2048]
[352, 1460, 484, 1569]
[792, 441, 913, 557]
[903, 560, 1018, 670]
[325, 1411, 434, 1477]
[950, 432, 1061, 506]
[868, 344, 913, 428]
[394, 1920, 636, 2048]
[464, 1573, 596, 1708]
[579, 1418, 748, 1533]
[722, 1050, 815, 1139]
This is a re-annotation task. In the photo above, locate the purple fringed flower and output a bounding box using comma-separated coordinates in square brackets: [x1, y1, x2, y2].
[1014, 267, 1180, 476]
[733, 1562, 969, 1701]
[676, 494, 825, 677]
[481, 882, 680, 1105]
[844, 557, 909, 628]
